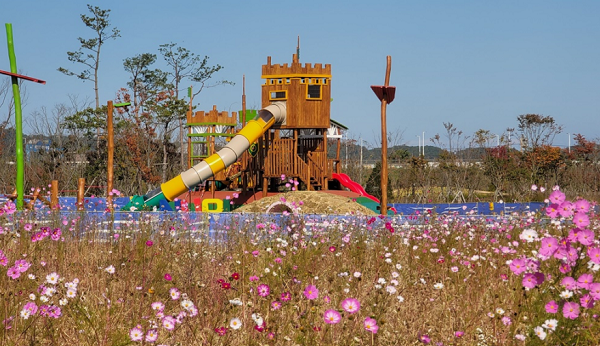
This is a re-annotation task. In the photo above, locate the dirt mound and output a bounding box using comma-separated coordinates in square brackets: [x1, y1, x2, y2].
[234, 191, 377, 215]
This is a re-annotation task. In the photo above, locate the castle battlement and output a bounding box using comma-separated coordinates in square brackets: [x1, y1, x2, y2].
[187, 105, 237, 125]
[262, 55, 331, 77]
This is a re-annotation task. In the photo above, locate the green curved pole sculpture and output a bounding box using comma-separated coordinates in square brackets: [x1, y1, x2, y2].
[5, 24, 24, 210]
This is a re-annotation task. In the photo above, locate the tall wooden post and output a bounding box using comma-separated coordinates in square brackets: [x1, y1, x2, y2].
[107, 100, 114, 210]
[77, 178, 85, 211]
[51, 180, 59, 209]
[371, 56, 396, 215]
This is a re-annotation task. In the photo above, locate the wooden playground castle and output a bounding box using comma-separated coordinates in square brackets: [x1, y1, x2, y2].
[185, 54, 349, 203]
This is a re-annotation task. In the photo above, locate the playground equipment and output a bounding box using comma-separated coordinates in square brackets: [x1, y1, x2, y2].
[124, 54, 394, 214]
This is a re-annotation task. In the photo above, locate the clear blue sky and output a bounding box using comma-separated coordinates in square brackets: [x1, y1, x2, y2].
[2, 1, 599, 149]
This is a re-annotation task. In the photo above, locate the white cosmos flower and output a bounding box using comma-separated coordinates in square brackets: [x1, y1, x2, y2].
[434, 283, 444, 290]
[229, 317, 242, 330]
[534, 326, 547, 340]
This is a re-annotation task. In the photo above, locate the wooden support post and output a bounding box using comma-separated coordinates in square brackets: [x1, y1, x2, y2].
[370, 56, 396, 215]
[107, 100, 114, 211]
[77, 178, 85, 211]
[51, 180, 59, 209]
[27, 188, 40, 210]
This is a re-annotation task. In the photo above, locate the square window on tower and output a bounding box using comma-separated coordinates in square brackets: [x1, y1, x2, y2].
[307, 85, 321, 99]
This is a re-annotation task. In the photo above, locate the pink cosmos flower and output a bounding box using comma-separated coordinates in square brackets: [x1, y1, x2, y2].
[257, 284, 271, 297]
[129, 326, 144, 341]
[419, 333, 431, 343]
[162, 316, 176, 331]
[522, 273, 538, 288]
[249, 275, 259, 282]
[578, 229, 595, 246]
[546, 204, 559, 218]
[501, 316, 512, 326]
[580, 294, 594, 309]
[561, 277, 577, 290]
[341, 298, 361, 314]
[588, 283, 600, 300]
[573, 213, 590, 228]
[562, 301, 580, 320]
[271, 301, 281, 310]
[323, 309, 341, 324]
[587, 247, 600, 264]
[539, 237, 559, 257]
[454, 331, 464, 338]
[545, 300, 558, 313]
[364, 317, 379, 333]
[558, 201, 574, 218]
[280, 291, 291, 301]
[509, 258, 528, 275]
[164, 273, 172, 281]
[145, 329, 158, 342]
[23, 302, 38, 315]
[549, 190, 566, 204]
[577, 273, 594, 289]
[303, 285, 319, 300]
[574, 199, 590, 213]
[7, 267, 20, 279]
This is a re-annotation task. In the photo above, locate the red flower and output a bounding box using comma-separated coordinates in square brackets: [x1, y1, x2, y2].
[221, 282, 231, 289]
[214, 327, 227, 336]
[231, 272, 240, 280]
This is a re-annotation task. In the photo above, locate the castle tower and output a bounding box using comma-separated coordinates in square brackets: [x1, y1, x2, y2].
[261, 54, 331, 129]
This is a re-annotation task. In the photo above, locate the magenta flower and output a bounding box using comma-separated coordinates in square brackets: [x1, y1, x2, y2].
[146, 240, 153, 247]
[580, 294, 594, 309]
[418, 333, 431, 344]
[578, 229, 595, 246]
[23, 302, 38, 315]
[573, 213, 590, 228]
[214, 326, 227, 336]
[14, 259, 31, 273]
[509, 258, 528, 275]
[549, 190, 566, 204]
[7, 267, 20, 279]
[546, 204, 559, 218]
[303, 285, 319, 300]
[588, 282, 600, 300]
[562, 301, 580, 320]
[545, 300, 558, 313]
[522, 273, 538, 288]
[577, 273, 594, 289]
[574, 199, 590, 213]
[561, 276, 577, 290]
[454, 331, 464, 338]
[364, 317, 379, 334]
[280, 291, 292, 302]
[588, 247, 600, 264]
[257, 284, 271, 297]
[323, 309, 342, 324]
[341, 298, 361, 314]
[539, 237, 559, 257]
[558, 201, 574, 218]
[164, 273, 172, 281]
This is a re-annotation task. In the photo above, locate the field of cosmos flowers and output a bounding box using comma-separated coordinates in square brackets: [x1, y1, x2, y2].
[1, 186, 600, 345]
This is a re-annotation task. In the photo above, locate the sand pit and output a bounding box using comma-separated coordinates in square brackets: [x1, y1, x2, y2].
[234, 191, 377, 215]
